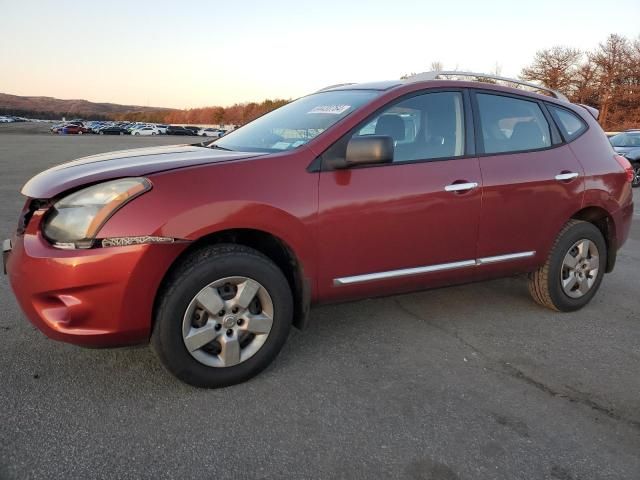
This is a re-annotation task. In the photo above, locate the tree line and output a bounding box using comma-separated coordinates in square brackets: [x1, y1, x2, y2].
[114, 99, 290, 126]
[521, 33, 639, 130]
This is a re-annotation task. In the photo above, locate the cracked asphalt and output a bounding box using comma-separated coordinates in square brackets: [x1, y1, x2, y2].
[1, 126, 639, 479]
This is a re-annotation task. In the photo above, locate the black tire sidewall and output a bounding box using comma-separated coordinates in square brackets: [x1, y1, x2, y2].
[547, 222, 607, 311]
[152, 247, 293, 388]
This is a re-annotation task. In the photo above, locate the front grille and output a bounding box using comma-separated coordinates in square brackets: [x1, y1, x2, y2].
[17, 199, 47, 235]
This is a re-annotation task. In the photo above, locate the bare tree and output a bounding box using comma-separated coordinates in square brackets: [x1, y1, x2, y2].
[573, 61, 598, 105]
[590, 34, 631, 127]
[521, 46, 582, 93]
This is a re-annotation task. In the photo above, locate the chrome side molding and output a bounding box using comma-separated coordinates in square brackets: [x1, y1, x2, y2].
[476, 251, 535, 265]
[333, 251, 535, 286]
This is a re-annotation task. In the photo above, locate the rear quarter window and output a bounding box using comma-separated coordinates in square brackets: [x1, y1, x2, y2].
[548, 105, 587, 141]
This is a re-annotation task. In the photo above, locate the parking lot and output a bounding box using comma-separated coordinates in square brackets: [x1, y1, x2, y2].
[0, 125, 639, 479]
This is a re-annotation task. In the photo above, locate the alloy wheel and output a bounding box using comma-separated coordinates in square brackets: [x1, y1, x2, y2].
[560, 239, 599, 298]
[181, 276, 274, 367]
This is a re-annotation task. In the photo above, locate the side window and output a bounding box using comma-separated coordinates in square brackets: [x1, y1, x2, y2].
[476, 93, 551, 154]
[548, 105, 587, 141]
[354, 91, 465, 162]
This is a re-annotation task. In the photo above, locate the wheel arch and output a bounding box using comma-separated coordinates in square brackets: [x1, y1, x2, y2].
[570, 206, 617, 273]
[155, 228, 311, 331]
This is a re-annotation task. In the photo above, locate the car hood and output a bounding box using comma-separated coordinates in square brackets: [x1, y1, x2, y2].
[22, 144, 267, 198]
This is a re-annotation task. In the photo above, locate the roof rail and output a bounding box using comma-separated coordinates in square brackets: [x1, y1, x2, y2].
[316, 83, 356, 93]
[405, 71, 569, 102]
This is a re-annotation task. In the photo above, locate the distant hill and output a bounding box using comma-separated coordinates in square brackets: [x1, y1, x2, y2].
[0, 92, 175, 120]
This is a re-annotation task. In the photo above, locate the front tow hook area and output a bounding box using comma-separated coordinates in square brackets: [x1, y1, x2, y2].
[3, 239, 12, 275]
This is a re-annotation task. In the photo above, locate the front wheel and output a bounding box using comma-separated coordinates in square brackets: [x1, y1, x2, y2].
[529, 219, 606, 312]
[152, 244, 293, 388]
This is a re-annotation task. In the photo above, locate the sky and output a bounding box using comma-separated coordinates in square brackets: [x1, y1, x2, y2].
[0, 0, 638, 109]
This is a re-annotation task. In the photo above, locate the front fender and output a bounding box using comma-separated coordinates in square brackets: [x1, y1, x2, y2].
[98, 157, 319, 293]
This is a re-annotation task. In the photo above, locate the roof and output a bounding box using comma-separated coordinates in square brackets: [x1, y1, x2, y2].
[318, 71, 569, 102]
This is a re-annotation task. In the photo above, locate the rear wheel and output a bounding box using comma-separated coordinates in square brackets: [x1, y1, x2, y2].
[152, 244, 293, 388]
[529, 220, 606, 311]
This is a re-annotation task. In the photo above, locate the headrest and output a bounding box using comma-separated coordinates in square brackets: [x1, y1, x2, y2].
[374, 114, 405, 142]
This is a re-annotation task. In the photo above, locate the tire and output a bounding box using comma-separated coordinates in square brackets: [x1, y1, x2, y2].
[134, 132, 139, 136]
[151, 244, 293, 388]
[529, 219, 606, 312]
[99, 131, 104, 135]
[120, 132, 124, 135]
[632, 162, 640, 188]
[78, 130, 83, 135]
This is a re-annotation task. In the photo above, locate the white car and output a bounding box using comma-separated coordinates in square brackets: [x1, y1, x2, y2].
[198, 128, 225, 138]
[132, 126, 160, 136]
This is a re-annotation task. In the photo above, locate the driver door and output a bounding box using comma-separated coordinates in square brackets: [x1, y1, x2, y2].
[315, 90, 482, 302]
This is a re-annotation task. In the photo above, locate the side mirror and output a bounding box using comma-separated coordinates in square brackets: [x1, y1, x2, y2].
[345, 135, 394, 166]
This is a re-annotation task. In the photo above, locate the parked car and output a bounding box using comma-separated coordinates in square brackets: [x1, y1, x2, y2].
[61, 125, 85, 135]
[50, 124, 90, 134]
[156, 124, 168, 134]
[4, 72, 634, 388]
[91, 123, 108, 133]
[198, 128, 225, 138]
[128, 124, 152, 133]
[132, 126, 160, 136]
[98, 126, 130, 135]
[609, 130, 640, 187]
[166, 125, 195, 135]
[184, 126, 200, 135]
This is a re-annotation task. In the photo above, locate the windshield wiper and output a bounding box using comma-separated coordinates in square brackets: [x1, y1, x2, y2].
[209, 143, 232, 151]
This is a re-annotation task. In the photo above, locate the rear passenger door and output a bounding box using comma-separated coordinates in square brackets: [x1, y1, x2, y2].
[472, 91, 585, 277]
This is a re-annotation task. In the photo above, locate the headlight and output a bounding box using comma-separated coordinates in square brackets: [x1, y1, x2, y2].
[43, 177, 151, 249]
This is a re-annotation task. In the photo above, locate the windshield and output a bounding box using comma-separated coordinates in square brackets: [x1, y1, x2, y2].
[610, 132, 640, 148]
[212, 90, 379, 152]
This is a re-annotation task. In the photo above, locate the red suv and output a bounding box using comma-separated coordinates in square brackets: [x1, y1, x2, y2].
[4, 72, 634, 387]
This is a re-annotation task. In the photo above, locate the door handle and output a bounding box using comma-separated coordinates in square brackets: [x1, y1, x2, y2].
[555, 172, 579, 181]
[444, 182, 478, 192]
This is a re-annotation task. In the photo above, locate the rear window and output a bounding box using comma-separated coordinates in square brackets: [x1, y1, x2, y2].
[476, 93, 551, 154]
[548, 105, 587, 141]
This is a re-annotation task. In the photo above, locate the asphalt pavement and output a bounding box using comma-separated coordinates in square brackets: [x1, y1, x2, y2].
[1, 126, 639, 479]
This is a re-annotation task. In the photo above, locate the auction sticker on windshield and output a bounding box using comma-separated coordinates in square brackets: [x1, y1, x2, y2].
[308, 105, 351, 115]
